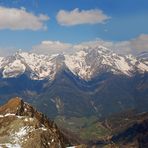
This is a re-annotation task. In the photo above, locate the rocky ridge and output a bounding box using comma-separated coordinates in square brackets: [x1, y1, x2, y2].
[0, 97, 71, 148]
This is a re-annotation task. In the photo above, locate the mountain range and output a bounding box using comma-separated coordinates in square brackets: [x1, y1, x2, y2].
[0, 46, 147, 80]
[0, 46, 148, 119]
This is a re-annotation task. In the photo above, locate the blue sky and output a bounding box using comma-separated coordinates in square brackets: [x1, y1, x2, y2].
[0, 0, 148, 56]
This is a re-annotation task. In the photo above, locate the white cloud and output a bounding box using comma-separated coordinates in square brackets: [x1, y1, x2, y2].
[32, 40, 72, 54]
[1, 35, 147, 57]
[0, 6, 49, 30]
[105, 34, 148, 55]
[0, 47, 18, 57]
[73, 39, 132, 55]
[130, 34, 148, 53]
[32, 34, 148, 56]
[56, 8, 110, 26]
[74, 35, 148, 55]
[32, 39, 131, 55]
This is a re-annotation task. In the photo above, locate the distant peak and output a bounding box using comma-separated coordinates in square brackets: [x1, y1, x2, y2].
[6, 97, 22, 105]
[82, 45, 111, 53]
[0, 97, 23, 115]
[15, 49, 23, 55]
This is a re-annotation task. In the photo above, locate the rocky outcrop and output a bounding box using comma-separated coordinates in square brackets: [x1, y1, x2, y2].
[0, 97, 70, 148]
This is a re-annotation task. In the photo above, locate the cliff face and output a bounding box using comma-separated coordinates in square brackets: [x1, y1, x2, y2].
[0, 97, 70, 148]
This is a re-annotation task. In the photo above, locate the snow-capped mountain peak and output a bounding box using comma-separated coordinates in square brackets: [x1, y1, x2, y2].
[65, 47, 136, 79]
[0, 46, 148, 80]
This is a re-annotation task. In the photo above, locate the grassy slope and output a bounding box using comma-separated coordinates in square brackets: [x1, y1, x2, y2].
[55, 116, 110, 141]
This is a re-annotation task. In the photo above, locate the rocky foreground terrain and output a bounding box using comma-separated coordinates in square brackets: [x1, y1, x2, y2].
[0, 97, 72, 148]
[0, 97, 148, 148]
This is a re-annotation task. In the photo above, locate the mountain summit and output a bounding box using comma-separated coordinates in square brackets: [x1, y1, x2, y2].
[0, 97, 70, 148]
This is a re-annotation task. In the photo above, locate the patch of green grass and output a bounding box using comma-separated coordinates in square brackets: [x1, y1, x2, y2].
[55, 116, 110, 140]
[80, 122, 109, 140]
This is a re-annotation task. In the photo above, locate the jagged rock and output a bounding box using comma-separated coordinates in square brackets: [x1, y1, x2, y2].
[0, 97, 70, 148]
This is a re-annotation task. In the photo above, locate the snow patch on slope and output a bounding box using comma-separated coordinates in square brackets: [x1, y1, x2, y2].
[65, 50, 92, 79]
[0, 143, 21, 148]
[11, 126, 34, 143]
[3, 59, 26, 78]
[19, 52, 57, 80]
[137, 62, 148, 72]
[114, 57, 132, 75]
[65, 47, 136, 79]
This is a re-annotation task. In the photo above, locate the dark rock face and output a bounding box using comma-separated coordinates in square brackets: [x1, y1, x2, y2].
[111, 119, 148, 148]
[0, 97, 70, 148]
